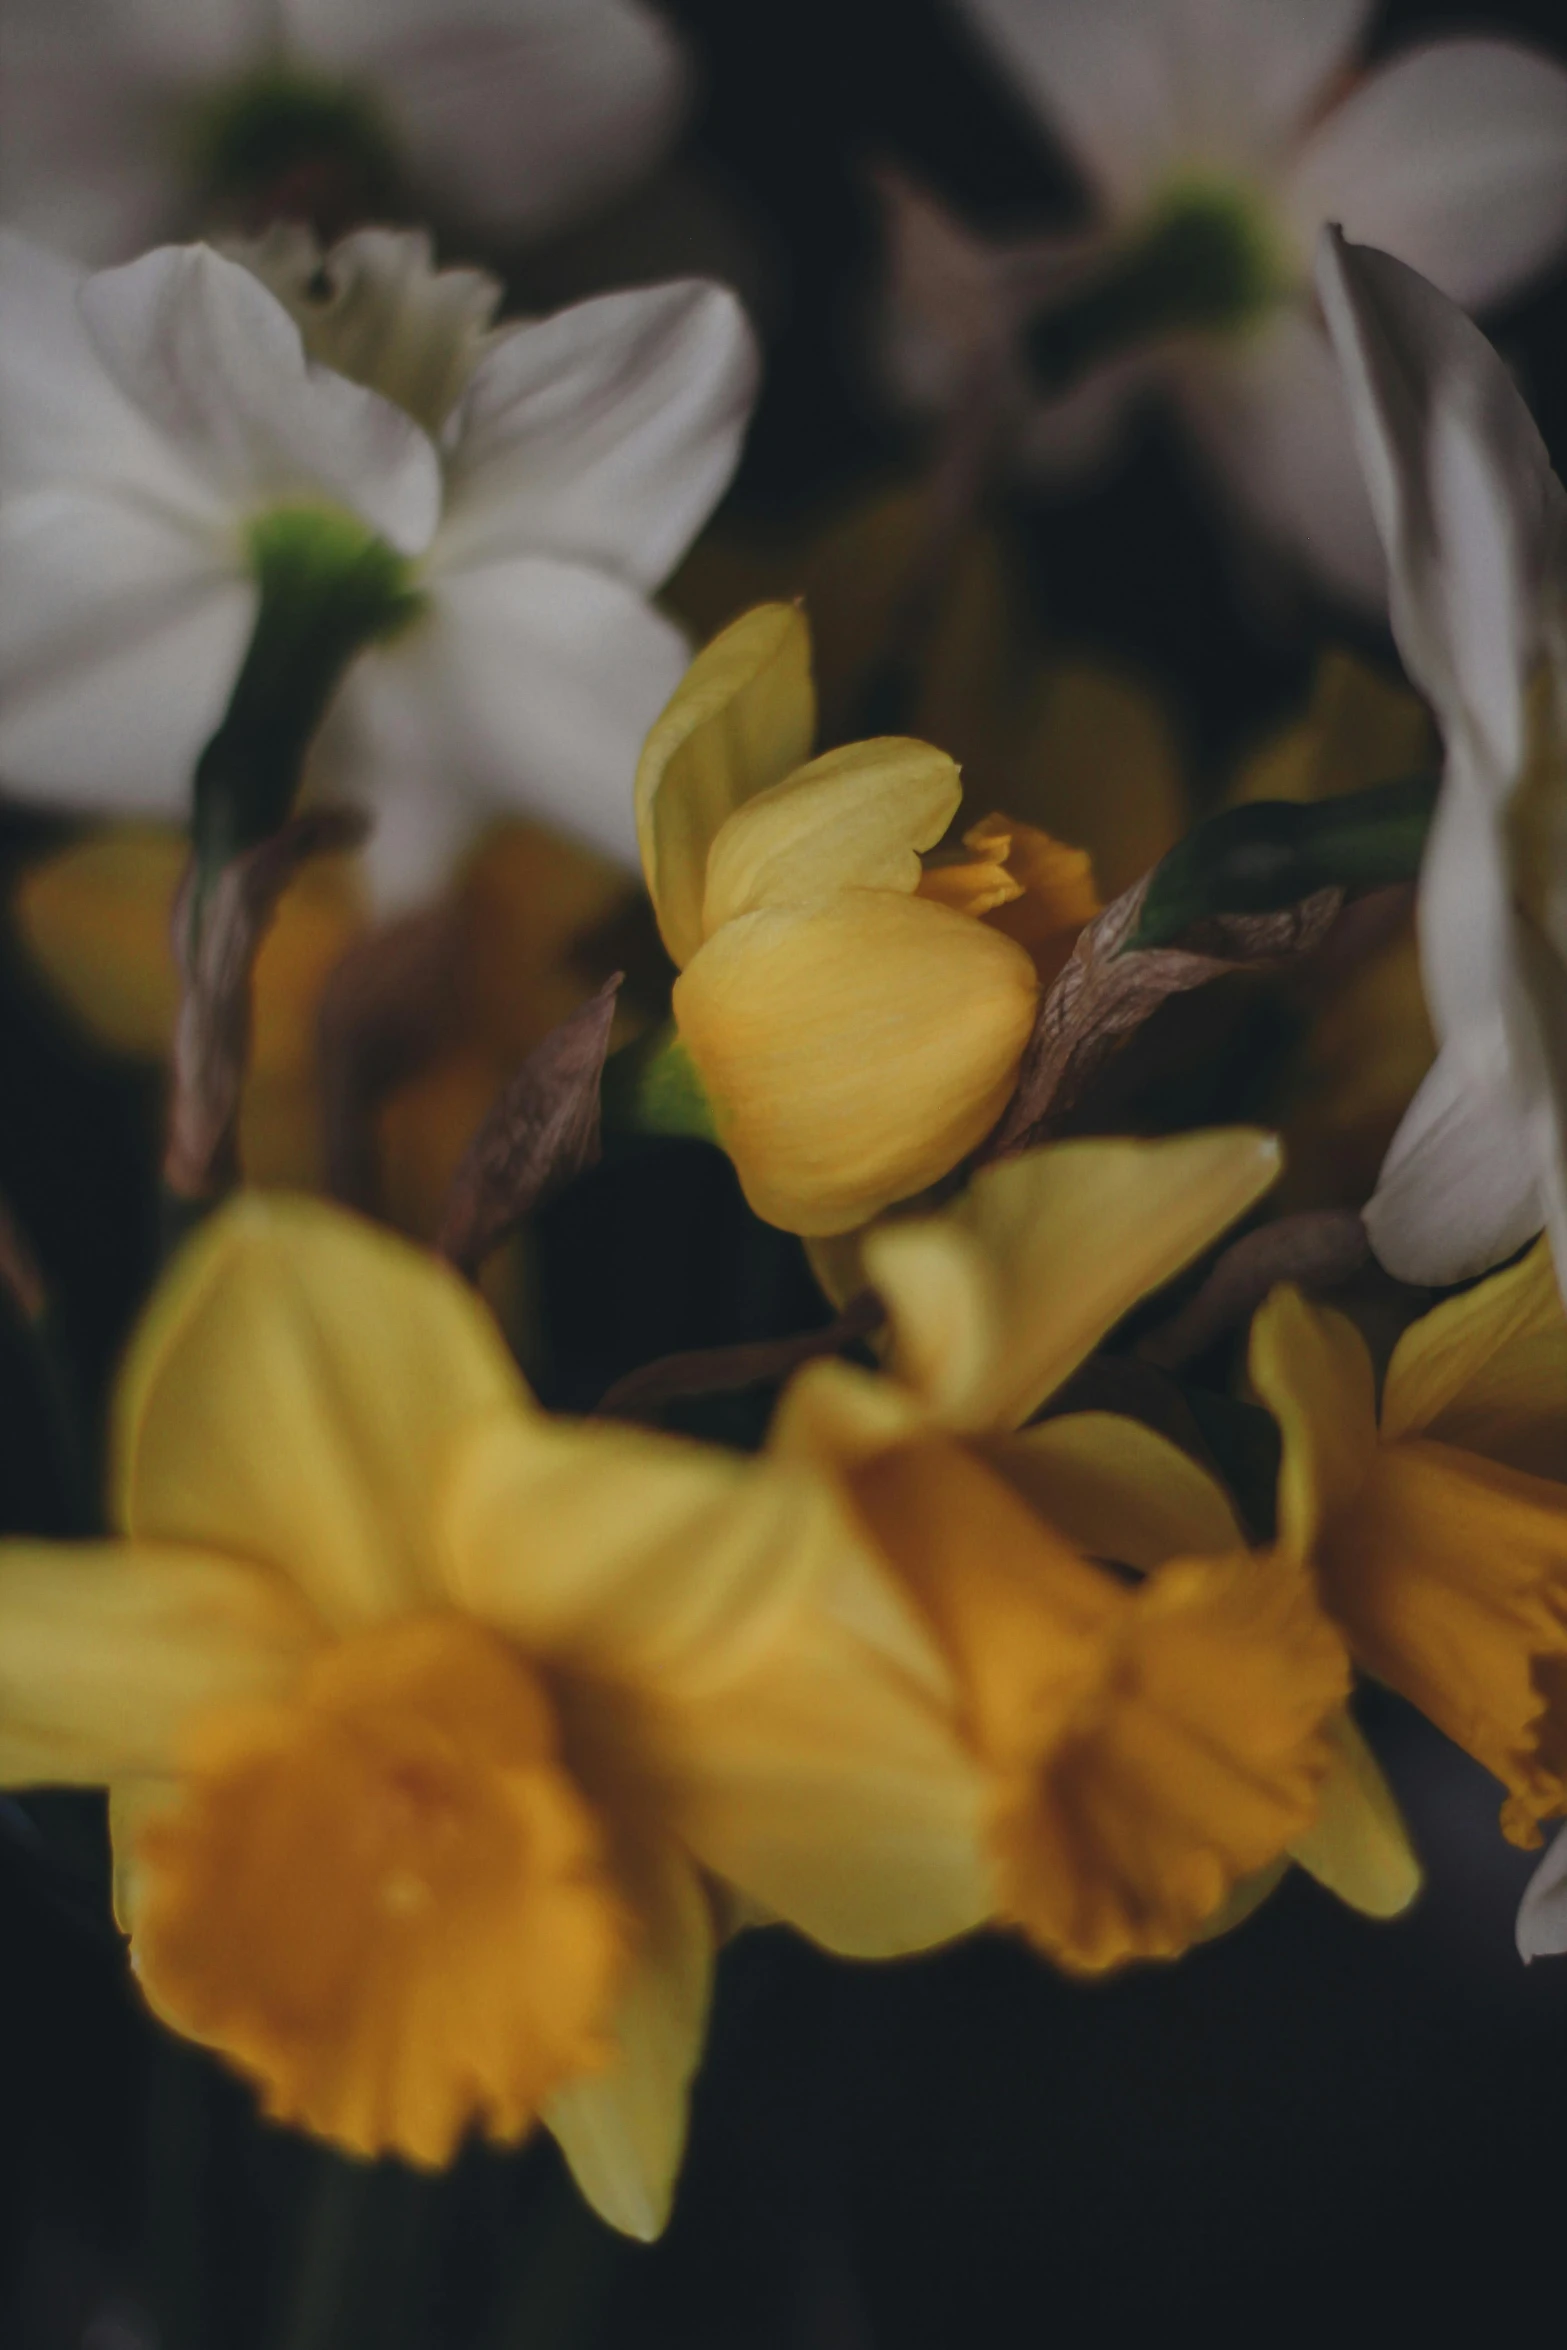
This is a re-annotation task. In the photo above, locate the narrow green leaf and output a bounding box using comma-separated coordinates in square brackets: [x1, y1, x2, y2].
[1131, 772, 1438, 949]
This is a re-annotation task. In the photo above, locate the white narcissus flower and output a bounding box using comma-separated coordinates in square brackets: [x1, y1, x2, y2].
[0, 228, 758, 907]
[1315, 227, 1567, 1298]
[888, 0, 1567, 604]
[0, 0, 690, 264]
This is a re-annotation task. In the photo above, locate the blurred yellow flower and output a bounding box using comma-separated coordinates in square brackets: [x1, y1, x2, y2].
[14, 819, 639, 1236]
[636, 601, 1072, 1236]
[1252, 1245, 1567, 1849]
[0, 1197, 987, 2234]
[776, 1132, 1418, 1971]
[668, 480, 1190, 897]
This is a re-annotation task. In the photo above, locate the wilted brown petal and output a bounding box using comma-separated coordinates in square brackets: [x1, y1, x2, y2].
[984, 873, 1343, 1160]
[164, 810, 369, 1206]
[438, 976, 623, 1280]
[316, 903, 467, 1214]
[1137, 1210, 1370, 1372]
[595, 1291, 885, 1424]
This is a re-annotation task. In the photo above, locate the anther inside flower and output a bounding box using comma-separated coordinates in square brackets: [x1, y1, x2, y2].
[137, 1616, 627, 2166]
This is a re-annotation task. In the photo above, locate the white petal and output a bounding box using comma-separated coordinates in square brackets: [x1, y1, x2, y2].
[0, 0, 267, 262]
[1315, 229, 1558, 771]
[292, 0, 692, 239]
[1517, 1822, 1567, 1962]
[317, 558, 684, 905]
[543, 1840, 713, 2240]
[952, 0, 1372, 211]
[439, 280, 757, 592]
[1173, 310, 1387, 608]
[0, 488, 253, 816]
[1366, 1038, 1544, 1288]
[80, 244, 442, 555]
[0, 233, 214, 517]
[1286, 41, 1567, 312]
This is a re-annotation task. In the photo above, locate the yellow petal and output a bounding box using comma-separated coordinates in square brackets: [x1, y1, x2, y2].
[870, 1131, 1281, 1432]
[1381, 1237, 1567, 1478]
[858, 1222, 1000, 1425]
[668, 1569, 993, 1959]
[635, 604, 816, 969]
[674, 893, 1038, 1236]
[701, 735, 961, 934]
[0, 1542, 318, 1786]
[769, 1354, 934, 1469]
[1247, 1286, 1378, 1563]
[441, 1412, 859, 1698]
[1287, 1709, 1421, 1917]
[1230, 649, 1435, 806]
[544, 1842, 715, 2240]
[14, 825, 364, 1086]
[1313, 1441, 1567, 1849]
[15, 828, 183, 1055]
[982, 1412, 1246, 1570]
[115, 1195, 528, 1631]
[917, 823, 1024, 921]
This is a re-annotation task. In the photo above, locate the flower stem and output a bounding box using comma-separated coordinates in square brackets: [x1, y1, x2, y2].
[189, 504, 421, 936]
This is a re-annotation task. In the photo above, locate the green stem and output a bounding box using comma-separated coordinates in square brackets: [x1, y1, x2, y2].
[190, 504, 422, 934]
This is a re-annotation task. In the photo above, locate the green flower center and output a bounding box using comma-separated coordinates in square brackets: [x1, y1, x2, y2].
[183, 64, 400, 226]
[1025, 178, 1288, 396]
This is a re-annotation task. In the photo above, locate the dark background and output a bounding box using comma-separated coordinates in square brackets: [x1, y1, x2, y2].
[3, 3, 1566, 2343]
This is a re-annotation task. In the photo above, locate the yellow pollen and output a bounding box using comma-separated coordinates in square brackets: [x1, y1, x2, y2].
[130, 1615, 630, 2168]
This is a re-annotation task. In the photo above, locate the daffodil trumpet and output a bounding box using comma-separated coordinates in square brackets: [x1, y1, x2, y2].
[1252, 1239, 1567, 1849]
[777, 1131, 1421, 1973]
[0, 1196, 988, 2236]
[634, 601, 1101, 1237]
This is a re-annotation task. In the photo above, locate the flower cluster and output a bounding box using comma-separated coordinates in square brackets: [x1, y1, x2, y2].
[4, 0, 1567, 2327]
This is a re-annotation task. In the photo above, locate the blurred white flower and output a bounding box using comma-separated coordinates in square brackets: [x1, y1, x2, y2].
[1316, 226, 1567, 1295]
[1519, 1823, 1567, 1961]
[0, 228, 757, 905]
[885, 0, 1567, 603]
[0, 0, 690, 263]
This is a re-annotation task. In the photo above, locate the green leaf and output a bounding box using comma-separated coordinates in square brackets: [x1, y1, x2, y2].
[1131, 772, 1438, 950]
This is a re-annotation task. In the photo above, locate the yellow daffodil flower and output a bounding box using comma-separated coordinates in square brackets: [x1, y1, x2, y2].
[635, 602, 1096, 1237]
[775, 1131, 1420, 1972]
[0, 1197, 988, 2236]
[1251, 1241, 1567, 1848]
[15, 821, 638, 1235]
